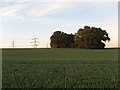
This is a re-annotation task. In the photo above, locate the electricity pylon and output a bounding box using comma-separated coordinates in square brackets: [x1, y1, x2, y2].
[12, 40, 15, 48]
[30, 37, 39, 48]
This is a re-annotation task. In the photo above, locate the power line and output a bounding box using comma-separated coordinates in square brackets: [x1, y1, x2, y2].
[46, 44, 48, 48]
[30, 37, 39, 48]
[12, 40, 15, 48]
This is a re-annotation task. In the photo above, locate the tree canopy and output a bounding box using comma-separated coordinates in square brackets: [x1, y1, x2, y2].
[50, 31, 74, 48]
[74, 26, 110, 49]
[50, 26, 110, 49]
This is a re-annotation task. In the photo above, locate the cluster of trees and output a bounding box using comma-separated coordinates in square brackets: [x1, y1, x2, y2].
[50, 26, 110, 49]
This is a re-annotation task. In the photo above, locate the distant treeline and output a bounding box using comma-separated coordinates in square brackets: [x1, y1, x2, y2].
[50, 26, 110, 49]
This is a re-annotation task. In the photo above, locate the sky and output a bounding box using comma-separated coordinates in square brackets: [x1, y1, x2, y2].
[0, 0, 119, 48]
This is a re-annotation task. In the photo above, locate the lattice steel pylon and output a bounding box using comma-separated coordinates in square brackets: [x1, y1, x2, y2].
[30, 37, 39, 48]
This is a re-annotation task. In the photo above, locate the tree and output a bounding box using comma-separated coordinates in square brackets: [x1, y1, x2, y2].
[50, 26, 110, 49]
[50, 31, 74, 48]
[74, 26, 110, 49]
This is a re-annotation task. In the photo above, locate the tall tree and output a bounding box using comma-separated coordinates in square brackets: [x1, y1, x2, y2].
[74, 26, 110, 49]
[50, 31, 74, 48]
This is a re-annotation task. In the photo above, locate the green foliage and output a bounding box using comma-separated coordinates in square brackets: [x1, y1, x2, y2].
[50, 26, 110, 49]
[50, 31, 74, 48]
[2, 48, 118, 88]
[74, 26, 110, 49]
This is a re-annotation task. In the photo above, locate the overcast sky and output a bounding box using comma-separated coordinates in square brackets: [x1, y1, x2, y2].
[0, 0, 118, 48]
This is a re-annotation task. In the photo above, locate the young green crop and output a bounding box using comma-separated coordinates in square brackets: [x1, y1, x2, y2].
[2, 48, 118, 88]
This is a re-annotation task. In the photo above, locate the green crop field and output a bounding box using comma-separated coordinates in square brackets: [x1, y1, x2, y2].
[2, 48, 119, 88]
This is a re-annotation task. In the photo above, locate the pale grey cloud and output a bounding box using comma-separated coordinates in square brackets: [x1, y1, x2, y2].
[0, 0, 119, 2]
[0, 1, 76, 19]
[26, 2, 74, 17]
[0, 3, 25, 19]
